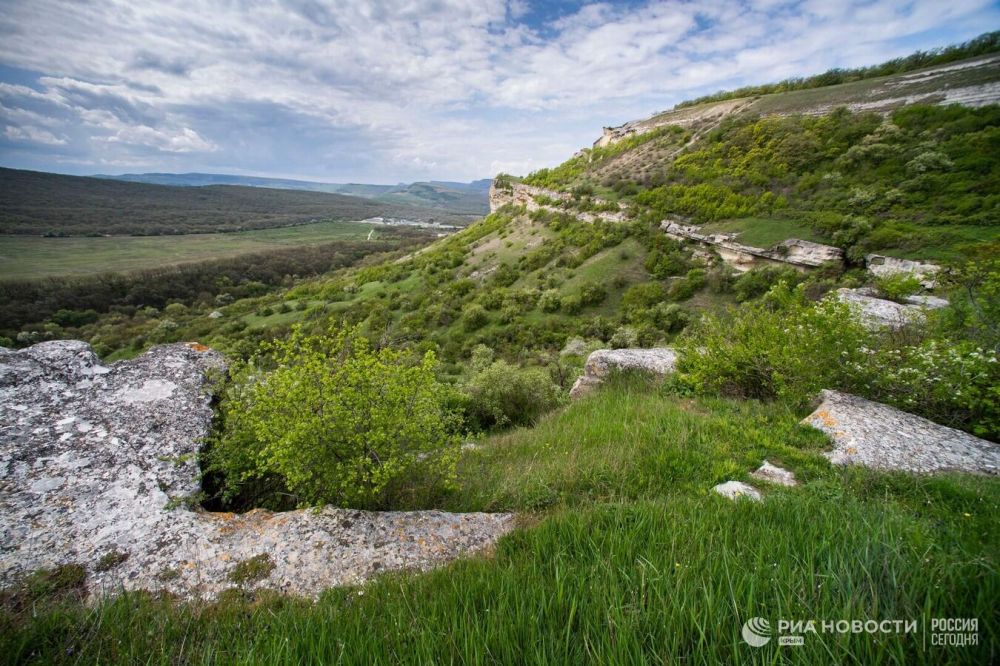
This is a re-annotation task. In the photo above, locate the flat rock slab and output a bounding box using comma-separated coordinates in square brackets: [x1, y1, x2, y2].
[713, 481, 762, 502]
[750, 461, 798, 487]
[835, 288, 928, 329]
[803, 390, 1000, 475]
[570, 348, 677, 399]
[0, 341, 515, 600]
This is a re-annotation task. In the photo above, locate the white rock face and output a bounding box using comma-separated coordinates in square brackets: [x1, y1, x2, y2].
[569, 348, 678, 399]
[712, 481, 762, 502]
[661, 220, 843, 271]
[866, 254, 941, 289]
[834, 288, 928, 329]
[750, 461, 798, 487]
[803, 390, 1000, 475]
[0, 341, 515, 600]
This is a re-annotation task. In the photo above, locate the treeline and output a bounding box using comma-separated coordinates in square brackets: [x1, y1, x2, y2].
[0, 167, 467, 236]
[676, 31, 1000, 109]
[0, 237, 420, 334]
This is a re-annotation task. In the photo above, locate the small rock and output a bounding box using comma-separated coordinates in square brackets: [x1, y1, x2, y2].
[208, 311, 224, 319]
[713, 481, 762, 502]
[750, 461, 797, 487]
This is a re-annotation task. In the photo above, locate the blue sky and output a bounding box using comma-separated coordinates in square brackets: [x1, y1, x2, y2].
[0, 0, 997, 183]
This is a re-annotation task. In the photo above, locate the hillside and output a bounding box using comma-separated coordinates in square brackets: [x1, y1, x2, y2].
[0, 168, 474, 236]
[97, 172, 491, 215]
[2, 39, 1000, 666]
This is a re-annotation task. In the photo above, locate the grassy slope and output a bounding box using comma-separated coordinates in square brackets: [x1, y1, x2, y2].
[0, 220, 387, 279]
[5, 380, 996, 664]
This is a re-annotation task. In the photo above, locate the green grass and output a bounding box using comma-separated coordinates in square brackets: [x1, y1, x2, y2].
[0, 220, 380, 279]
[4, 379, 997, 664]
[698, 218, 829, 248]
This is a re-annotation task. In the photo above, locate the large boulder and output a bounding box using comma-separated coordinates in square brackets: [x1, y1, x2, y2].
[803, 390, 999, 475]
[866, 254, 941, 289]
[0, 341, 514, 599]
[834, 288, 936, 329]
[570, 348, 678, 399]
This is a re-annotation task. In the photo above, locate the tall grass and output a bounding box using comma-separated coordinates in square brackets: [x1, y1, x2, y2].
[3, 379, 997, 664]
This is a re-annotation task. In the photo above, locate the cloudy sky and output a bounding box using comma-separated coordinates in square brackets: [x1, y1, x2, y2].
[0, 1, 997, 184]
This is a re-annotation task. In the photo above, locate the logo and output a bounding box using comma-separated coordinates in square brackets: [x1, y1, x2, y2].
[742, 617, 771, 647]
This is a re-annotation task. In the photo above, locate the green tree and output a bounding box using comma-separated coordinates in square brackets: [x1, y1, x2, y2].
[210, 326, 461, 508]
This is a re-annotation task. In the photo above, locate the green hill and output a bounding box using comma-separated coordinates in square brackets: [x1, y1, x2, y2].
[0, 167, 473, 236]
[3, 40, 999, 666]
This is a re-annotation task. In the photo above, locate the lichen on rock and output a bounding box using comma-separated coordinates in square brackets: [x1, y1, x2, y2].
[0, 340, 515, 600]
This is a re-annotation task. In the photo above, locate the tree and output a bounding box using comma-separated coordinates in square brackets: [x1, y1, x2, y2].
[209, 326, 461, 508]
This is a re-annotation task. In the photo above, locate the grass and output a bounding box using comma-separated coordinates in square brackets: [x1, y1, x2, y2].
[0, 220, 381, 279]
[4, 378, 997, 664]
[698, 218, 829, 248]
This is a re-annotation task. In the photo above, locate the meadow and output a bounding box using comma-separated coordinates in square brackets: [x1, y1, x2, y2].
[0, 220, 382, 279]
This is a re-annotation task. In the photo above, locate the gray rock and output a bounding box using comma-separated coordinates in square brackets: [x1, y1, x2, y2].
[569, 347, 678, 399]
[903, 294, 949, 309]
[208, 310, 224, 319]
[712, 481, 762, 502]
[560, 338, 588, 357]
[0, 341, 515, 600]
[802, 390, 1000, 475]
[866, 254, 941, 289]
[835, 288, 927, 329]
[750, 461, 798, 487]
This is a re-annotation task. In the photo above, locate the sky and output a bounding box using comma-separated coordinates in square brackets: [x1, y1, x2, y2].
[0, 1, 997, 184]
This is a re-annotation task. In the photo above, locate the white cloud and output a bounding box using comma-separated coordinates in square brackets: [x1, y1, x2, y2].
[0, 0, 997, 180]
[4, 124, 67, 145]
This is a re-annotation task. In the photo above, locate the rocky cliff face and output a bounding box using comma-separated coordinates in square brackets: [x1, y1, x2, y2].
[0, 341, 514, 600]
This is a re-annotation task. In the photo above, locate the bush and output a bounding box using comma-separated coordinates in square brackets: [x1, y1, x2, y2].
[461, 304, 489, 331]
[677, 282, 1000, 438]
[209, 327, 461, 508]
[677, 283, 872, 406]
[874, 273, 921, 302]
[539, 290, 562, 313]
[464, 360, 565, 429]
[733, 265, 802, 302]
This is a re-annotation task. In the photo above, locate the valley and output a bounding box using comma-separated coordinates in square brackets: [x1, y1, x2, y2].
[1, 27, 999, 666]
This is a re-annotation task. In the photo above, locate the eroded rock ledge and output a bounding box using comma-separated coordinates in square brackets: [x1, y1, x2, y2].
[0, 341, 514, 600]
[803, 390, 999, 475]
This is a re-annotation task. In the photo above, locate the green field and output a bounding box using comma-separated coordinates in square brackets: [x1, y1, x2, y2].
[0, 220, 384, 279]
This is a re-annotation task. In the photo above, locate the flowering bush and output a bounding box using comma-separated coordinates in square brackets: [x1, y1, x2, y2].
[677, 282, 999, 440]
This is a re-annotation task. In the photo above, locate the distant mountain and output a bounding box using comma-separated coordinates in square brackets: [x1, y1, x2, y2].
[94, 172, 490, 214]
[0, 167, 475, 236]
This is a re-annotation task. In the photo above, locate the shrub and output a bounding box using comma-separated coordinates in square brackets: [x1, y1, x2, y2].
[539, 290, 562, 313]
[677, 283, 871, 406]
[733, 265, 802, 302]
[461, 304, 489, 331]
[578, 281, 608, 306]
[874, 273, 921, 302]
[209, 327, 461, 508]
[464, 360, 565, 429]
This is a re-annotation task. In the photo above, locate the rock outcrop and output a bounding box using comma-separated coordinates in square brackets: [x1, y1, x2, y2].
[0, 341, 515, 600]
[488, 180, 628, 223]
[803, 390, 1000, 475]
[834, 288, 946, 329]
[866, 254, 941, 289]
[662, 220, 842, 271]
[570, 348, 678, 399]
